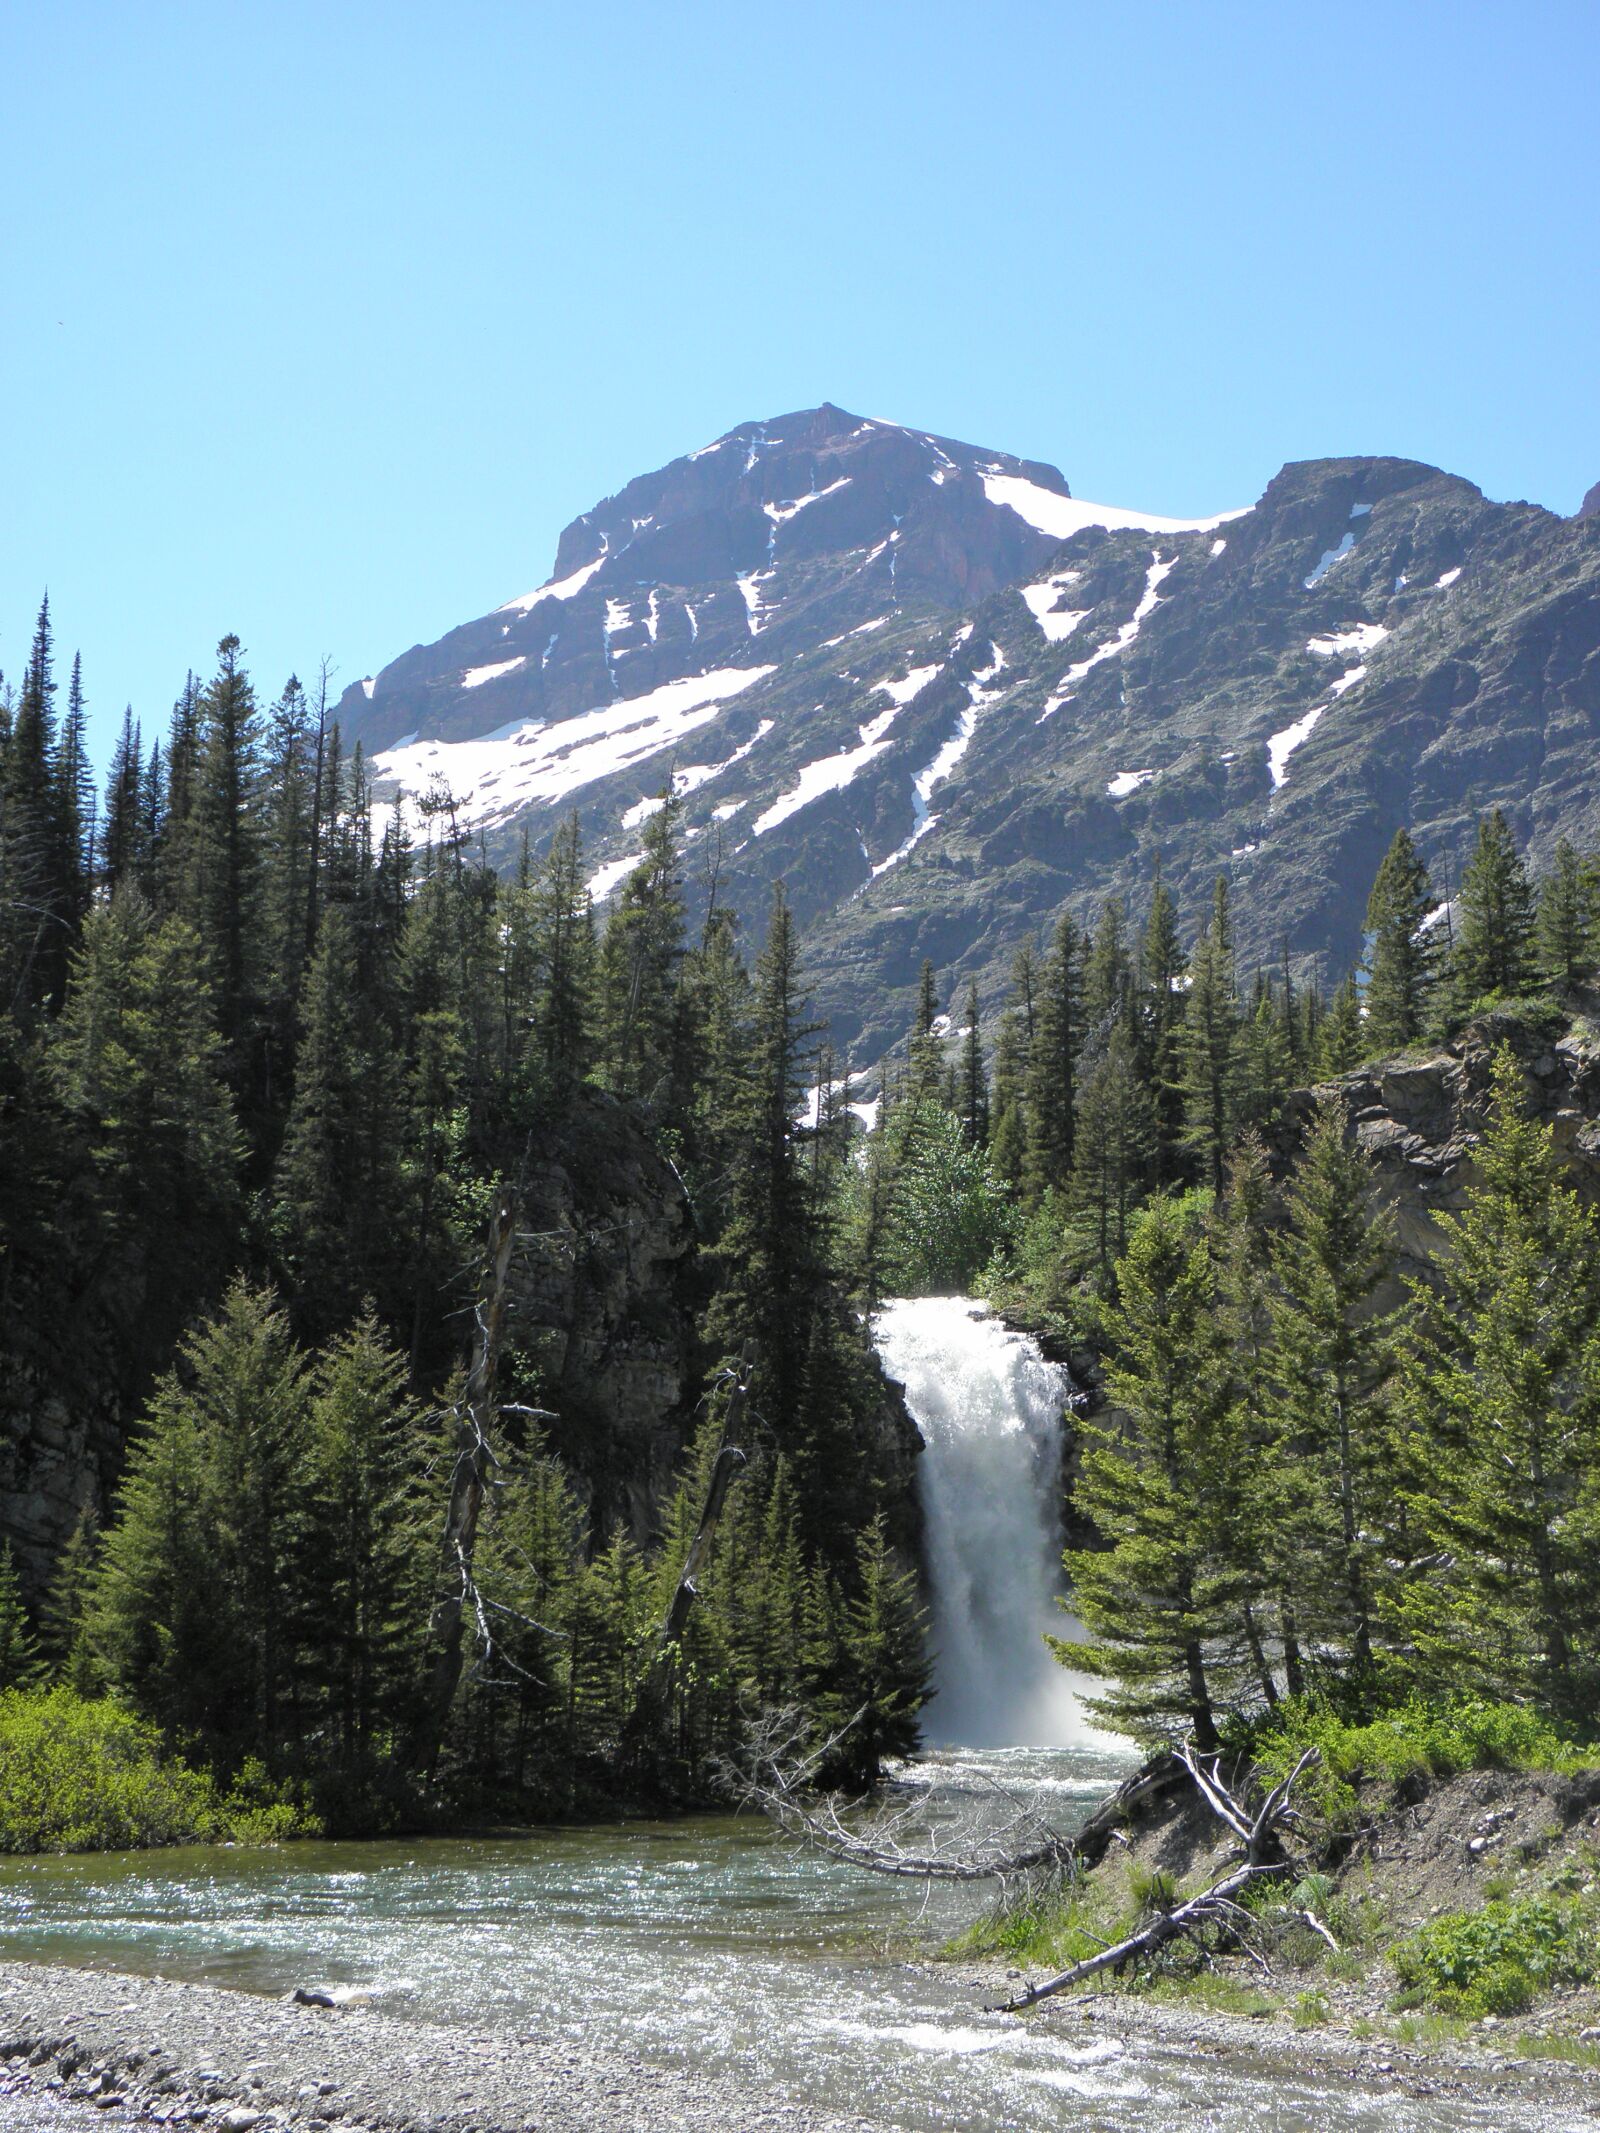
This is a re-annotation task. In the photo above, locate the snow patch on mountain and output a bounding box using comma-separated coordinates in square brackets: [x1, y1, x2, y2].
[754, 696, 910, 836]
[462, 657, 527, 689]
[1307, 624, 1389, 659]
[500, 546, 608, 615]
[764, 479, 851, 526]
[1021, 574, 1091, 643]
[587, 851, 645, 904]
[1107, 769, 1157, 798]
[1037, 552, 1177, 723]
[1304, 532, 1356, 590]
[374, 666, 775, 831]
[871, 646, 1006, 878]
[871, 663, 944, 708]
[981, 473, 1244, 541]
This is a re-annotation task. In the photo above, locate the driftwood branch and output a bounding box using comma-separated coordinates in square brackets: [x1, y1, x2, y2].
[740, 1718, 1188, 1891]
[987, 1745, 1321, 2012]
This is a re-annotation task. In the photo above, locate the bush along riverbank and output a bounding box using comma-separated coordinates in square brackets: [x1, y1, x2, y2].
[951, 1697, 1600, 2062]
[0, 1688, 318, 1854]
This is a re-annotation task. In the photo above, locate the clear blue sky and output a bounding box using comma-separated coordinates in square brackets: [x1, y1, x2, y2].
[4, 1, 1597, 768]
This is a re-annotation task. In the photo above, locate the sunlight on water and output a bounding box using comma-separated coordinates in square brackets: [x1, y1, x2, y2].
[0, 1312, 1559, 2131]
[0, 1757, 1566, 2133]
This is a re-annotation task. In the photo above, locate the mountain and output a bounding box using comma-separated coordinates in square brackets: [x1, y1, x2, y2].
[338, 403, 1600, 1069]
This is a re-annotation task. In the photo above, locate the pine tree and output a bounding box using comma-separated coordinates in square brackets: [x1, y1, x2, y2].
[1136, 872, 1188, 1182]
[1072, 1021, 1156, 1283]
[905, 959, 944, 1103]
[957, 982, 987, 1146]
[1396, 1050, 1600, 1718]
[1063, 1200, 1249, 1748]
[1267, 1100, 1396, 1674]
[0, 1543, 44, 1689]
[1448, 809, 1537, 1010]
[184, 636, 263, 1067]
[270, 905, 408, 1337]
[102, 708, 145, 896]
[38, 1509, 101, 1694]
[707, 886, 828, 1446]
[827, 1516, 930, 1788]
[1538, 837, 1599, 994]
[1362, 828, 1436, 1053]
[93, 1282, 310, 1758]
[51, 898, 243, 1355]
[1177, 879, 1241, 1196]
[1236, 978, 1290, 1133]
[1, 596, 61, 1013]
[1083, 896, 1130, 1032]
[1319, 972, 1363, 1076]
[299, 1311, 432, 1769]
[1024, 911, 1081, 1203]
[1211, 1135, 1292, 1708]
[531, 813, 595, 1083]
[596, 799, 685, 1101]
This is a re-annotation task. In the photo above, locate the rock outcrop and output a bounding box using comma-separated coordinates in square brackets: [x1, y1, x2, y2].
[1271, 1007, 1600, 1306]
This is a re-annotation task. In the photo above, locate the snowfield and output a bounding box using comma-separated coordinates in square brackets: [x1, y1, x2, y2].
[373, 667, 775, 831]
[980, 472, 1245, 540]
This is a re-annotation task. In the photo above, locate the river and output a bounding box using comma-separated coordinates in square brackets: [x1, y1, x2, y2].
[0, 1302, 1582, 2128]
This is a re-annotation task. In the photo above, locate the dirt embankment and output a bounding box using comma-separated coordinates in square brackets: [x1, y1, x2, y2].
[973, 1755, 1600, 2083]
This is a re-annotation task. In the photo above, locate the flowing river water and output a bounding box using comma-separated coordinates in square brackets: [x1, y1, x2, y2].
[0, 1301, 1579, 2129]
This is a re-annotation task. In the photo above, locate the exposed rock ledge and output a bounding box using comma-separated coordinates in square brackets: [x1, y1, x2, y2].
[1270, 1007, 1600, 1308]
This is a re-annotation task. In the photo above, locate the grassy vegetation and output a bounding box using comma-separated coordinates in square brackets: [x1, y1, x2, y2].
[1392, 1893, 1599, 2016]
[0, 1686, 319, 1853]
[1248, 1695, 1599, 1839]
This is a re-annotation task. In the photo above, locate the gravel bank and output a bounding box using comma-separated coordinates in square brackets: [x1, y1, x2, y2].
[951, 1958, 1600, 2124]
[0, 1963, 866, 2133]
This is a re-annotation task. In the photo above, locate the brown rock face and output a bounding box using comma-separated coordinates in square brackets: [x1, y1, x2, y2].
[1269, 1008, 1600, 1308]
[1580, 481, 1600, 519]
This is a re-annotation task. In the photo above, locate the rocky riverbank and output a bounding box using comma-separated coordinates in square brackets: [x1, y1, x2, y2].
[0, 1963, 868, 2133]
[4, 1951, 1598, 2133]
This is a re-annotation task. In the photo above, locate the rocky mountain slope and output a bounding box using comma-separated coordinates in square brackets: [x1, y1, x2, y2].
[341, 404, 1600, 1070]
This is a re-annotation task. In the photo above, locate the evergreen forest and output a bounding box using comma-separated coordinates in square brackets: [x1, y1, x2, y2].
[4, 597, 1600, 1839]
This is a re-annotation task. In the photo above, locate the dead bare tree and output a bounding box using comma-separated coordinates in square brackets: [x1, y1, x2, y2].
[410, 1193, 521, 1772]
[624, 1343, 756, 1753]
[736, 1708, 1186, 1891]
[738, 1716, 1323, 2011]
[988, 1747, 1320, 2011]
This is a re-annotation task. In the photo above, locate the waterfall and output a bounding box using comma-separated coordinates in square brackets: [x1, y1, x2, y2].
[872, 1295, 1106, 1749]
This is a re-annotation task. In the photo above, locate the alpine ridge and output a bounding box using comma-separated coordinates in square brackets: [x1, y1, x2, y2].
[339, 404, 1600, 1069]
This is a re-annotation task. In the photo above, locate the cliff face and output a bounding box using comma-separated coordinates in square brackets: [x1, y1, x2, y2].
[1271, 1008, 1600, 1308]
[1, 1082, 923, 1600]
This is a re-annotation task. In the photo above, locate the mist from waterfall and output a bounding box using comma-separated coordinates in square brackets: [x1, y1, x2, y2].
[872, 1295, 1110, 1749]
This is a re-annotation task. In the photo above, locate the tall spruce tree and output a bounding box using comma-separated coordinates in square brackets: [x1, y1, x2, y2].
[1024, 912, 1081, 1204]
[1177, 878, 1241, 1196]
[1064, 1199, 1251, 1748]
[1449, 809, 1537, 1010]
[1396, 1050, 1600, 1718]
[1267, 1100, 1397, 1674]
[1538, 836, 1599, 994]
[1362, 828, 1436, 1053]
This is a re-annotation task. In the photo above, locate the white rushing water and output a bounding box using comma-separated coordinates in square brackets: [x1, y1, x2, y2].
[873, 1295, 1111, 1750]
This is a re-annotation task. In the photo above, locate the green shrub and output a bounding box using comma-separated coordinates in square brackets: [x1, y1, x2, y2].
[0, 1686, 318, 1852]
[1393, 1895, 1597, 2016]
[1249, 1696, 1597, 1836]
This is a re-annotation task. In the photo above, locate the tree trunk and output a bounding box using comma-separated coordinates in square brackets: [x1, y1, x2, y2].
[409, 1193, 519, 1774]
